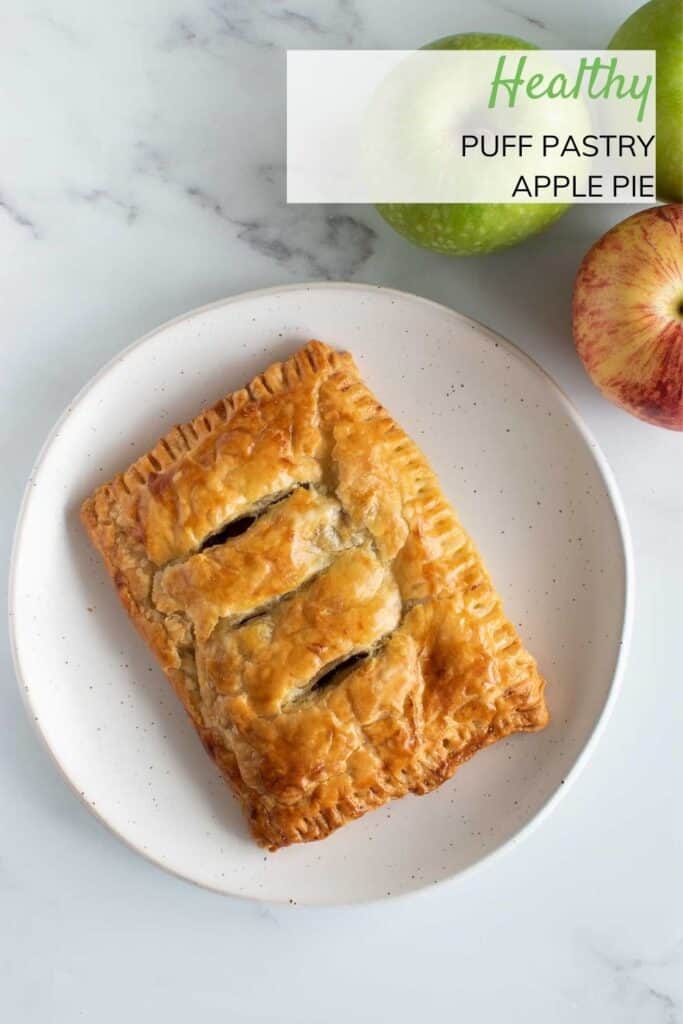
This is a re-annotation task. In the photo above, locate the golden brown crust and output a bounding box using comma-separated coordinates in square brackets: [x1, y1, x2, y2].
[81, 340, 548, 850]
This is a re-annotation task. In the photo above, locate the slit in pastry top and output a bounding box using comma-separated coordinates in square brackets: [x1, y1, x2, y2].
[195, 545, 401, 716]
[153, 486, 362, 642]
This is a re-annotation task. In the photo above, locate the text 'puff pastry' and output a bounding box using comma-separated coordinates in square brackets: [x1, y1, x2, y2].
[81, 340, 549, 850]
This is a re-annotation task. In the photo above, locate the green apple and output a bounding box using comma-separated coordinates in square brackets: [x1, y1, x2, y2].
[609, 0, 683, 202]
[375, 33, 569, 256]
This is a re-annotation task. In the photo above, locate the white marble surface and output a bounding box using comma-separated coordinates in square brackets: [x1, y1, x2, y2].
[1, 1, 682, 1020]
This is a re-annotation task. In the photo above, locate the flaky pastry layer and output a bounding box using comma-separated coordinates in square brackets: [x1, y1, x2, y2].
[81, 341, 548, 850]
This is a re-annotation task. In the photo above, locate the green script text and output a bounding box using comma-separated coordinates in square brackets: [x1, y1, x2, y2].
[488, 55, 653, 123]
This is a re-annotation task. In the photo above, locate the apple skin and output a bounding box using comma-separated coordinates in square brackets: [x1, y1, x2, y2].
[572, 205, 683, 431]
[609, 0, 683, 203]
[376, 33, 568, 256]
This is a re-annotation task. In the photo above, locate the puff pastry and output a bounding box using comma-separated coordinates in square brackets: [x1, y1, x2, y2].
[81, 340, 548, 850]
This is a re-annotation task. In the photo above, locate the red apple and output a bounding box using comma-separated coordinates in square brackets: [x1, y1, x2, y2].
[572, 205, 683, 430]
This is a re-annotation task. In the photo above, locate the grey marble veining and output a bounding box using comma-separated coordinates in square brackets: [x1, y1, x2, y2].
[0, 190, 40, 239]
[164, 0, 365, 51]
[1, 1, 682, 1022]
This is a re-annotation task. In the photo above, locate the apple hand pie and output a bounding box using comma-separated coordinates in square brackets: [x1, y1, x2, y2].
[81, 341, 548, 850]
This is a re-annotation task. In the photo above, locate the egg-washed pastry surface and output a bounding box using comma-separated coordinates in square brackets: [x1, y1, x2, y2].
[81, 341, 548, 850]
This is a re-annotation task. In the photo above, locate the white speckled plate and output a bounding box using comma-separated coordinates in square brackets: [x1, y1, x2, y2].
[10, 283, 632, 905]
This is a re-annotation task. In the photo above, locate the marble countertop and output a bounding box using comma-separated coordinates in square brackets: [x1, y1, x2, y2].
[2, 1, 681, 1021]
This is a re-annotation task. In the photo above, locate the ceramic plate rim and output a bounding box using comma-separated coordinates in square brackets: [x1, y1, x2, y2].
[8, 282, 634, 906]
